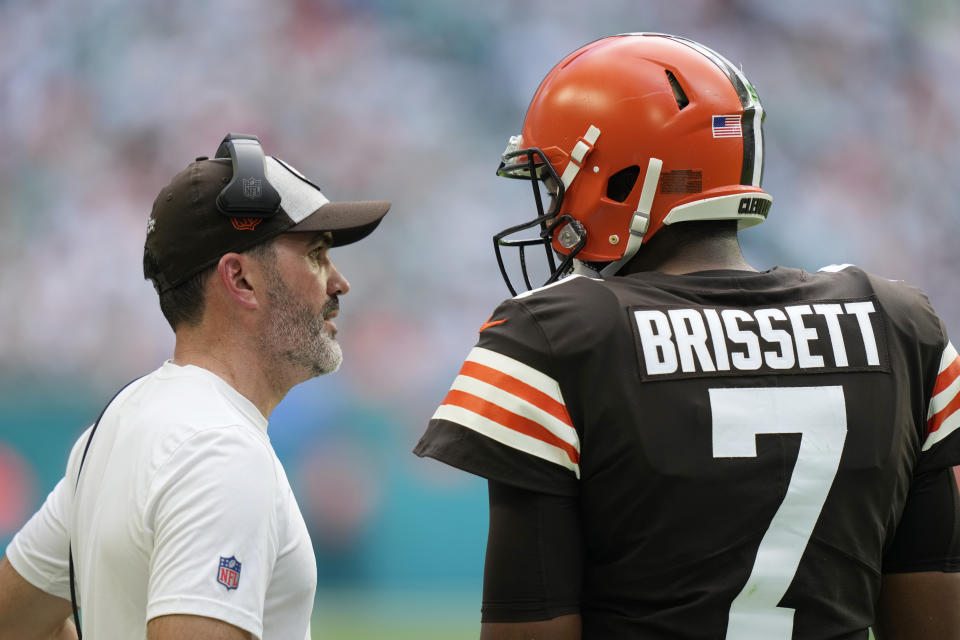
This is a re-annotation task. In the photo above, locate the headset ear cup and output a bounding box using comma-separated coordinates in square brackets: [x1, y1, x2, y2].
[214, 134, 282, 218]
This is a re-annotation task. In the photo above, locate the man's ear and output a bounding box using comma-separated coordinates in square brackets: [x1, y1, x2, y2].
[216, 253, 260, 310]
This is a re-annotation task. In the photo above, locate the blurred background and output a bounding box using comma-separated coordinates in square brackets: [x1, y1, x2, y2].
[0, 0, 958, 637]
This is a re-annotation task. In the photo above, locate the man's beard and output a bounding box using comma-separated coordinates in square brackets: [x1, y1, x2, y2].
[259, 269, 343, 378]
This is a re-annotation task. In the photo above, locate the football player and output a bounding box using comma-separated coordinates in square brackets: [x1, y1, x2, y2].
[415, 33, 960, 639]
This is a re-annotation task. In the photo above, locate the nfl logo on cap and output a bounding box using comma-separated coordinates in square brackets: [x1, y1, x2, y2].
[218, 556, 241, 590]
[241, 177, 262, 200]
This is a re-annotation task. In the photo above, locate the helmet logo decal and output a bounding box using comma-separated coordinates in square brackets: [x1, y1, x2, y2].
[738, 197, 771, 218]
[712, 115, 743, 138]
[478, 318, 508, 333]
[660, 170, 703, 194]
[241, 177, 262, 200]
[230, 217, 264, 231]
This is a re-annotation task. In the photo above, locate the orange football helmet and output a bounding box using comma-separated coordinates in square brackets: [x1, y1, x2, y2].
[495, 33, 771, 295]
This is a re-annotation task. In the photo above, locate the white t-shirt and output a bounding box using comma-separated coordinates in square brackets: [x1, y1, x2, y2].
[6, 362, 316, 639]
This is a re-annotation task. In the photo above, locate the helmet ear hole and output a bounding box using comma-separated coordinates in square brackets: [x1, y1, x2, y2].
[665, 70, 690, 110]
[606, 165, 641, 202]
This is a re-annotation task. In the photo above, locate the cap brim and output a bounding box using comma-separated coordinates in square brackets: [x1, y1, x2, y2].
[289, 200, 391, 247]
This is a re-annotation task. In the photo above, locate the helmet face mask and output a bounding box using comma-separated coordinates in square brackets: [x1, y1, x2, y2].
[494, 146, 587, 296]
[493, 33, 772, 295]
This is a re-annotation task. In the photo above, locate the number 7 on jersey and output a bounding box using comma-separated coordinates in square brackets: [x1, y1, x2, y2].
[710, 386, 848, 639]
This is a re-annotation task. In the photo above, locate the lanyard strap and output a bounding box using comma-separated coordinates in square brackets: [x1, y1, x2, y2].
[69, 377, 142, 639]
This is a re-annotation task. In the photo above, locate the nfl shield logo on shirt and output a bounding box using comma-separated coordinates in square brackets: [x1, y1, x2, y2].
[218, 556, 241, 590]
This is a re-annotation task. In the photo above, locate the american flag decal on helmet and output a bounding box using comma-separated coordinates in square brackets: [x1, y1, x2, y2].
[712, 114, 743, 138]
[217, 556, 242, 590]
[924, 342, 960, 451]
[431, 347, 581, 477]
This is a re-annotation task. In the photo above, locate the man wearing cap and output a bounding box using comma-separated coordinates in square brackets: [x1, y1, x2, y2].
[0, 134, 390, 640]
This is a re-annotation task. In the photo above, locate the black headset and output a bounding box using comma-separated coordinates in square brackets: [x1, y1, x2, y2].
[214, 133, 282, 218]
[68, 133, 277, 638]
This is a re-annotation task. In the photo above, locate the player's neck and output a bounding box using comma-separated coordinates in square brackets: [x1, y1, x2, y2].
[622, 222, 757, 276]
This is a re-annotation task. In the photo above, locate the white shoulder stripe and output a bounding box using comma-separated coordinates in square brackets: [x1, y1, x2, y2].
[922, 410, 960, 452]
[817, 264, 855, 273]
[929, 374, 960, 421]
[467, 347, 564, 403]
[449, 375, 580, 450]
[939, 342, 958, 373]
[929, 343, 960, 420]
[514, 274, 589, 299]
[432, 404, 580, 477]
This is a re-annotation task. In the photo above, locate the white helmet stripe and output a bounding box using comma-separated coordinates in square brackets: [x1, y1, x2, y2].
[642, 34, 765, 188]
[747, 104, 764, 187]
[724, 60, 765, 187]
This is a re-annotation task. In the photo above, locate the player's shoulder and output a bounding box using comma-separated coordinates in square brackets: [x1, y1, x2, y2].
[813, 264, 945, 346]
[814, 263, 922, 297]
[475, 275, 624, 370]
[512, 273, 612, 301]
[501, 274, 624, 334]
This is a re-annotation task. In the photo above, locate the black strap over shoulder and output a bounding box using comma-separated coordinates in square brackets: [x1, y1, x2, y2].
[69, 377, 143, 639]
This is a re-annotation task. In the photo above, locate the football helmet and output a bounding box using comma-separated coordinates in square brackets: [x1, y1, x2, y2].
[495, 33, 771, 295]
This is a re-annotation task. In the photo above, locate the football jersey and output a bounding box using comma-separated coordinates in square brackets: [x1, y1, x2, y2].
[415, 266, 960, 639]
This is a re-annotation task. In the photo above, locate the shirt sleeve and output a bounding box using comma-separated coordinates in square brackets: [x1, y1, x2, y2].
[482, 480, 582, 622]
[918, 341, 960, 473]
[883, 466, 960, 573]
[5, 427, 92, 601]
[144, 425, 280, 639]
[883, 339, 960, 573]
[6, 477, 73, 600]
[414, 298, 580, 496]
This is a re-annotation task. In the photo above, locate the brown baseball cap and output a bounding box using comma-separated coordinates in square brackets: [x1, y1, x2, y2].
[143, 137, 390, 293]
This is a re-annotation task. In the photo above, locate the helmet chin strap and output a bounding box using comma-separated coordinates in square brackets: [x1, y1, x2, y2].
[594, 157, 663, 278]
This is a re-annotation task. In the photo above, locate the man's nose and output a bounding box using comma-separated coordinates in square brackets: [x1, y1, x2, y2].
[328, 263, 350, 296]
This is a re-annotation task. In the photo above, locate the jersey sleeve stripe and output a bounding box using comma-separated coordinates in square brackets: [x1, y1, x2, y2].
[929, 370, 960, 420]
[932, 343, 960, 397]
[432, 404, 581, 477]
[927, 344, 960, 422]
[929, 369, 960, 424]
[466, 347, 565, 402]
[440, 389, 580, 464]
[448, 375, 578, 448]
[459, 361, 573, 428]
[923, 408, 960, 452]
[431, 346, 580, 474]
[924, 343, 960, 451]
[927, 392, 960, 437]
